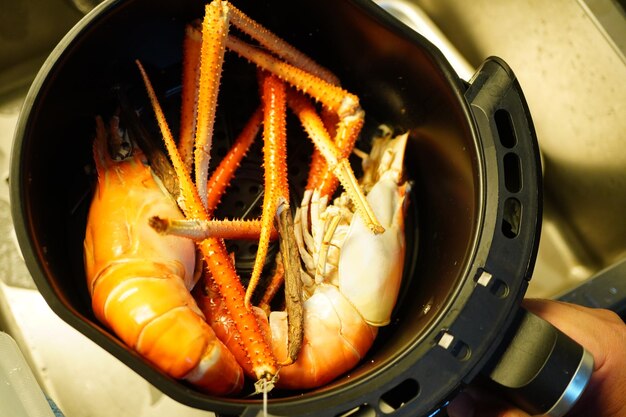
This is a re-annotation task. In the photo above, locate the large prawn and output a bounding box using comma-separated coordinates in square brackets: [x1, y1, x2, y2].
[267, 129, 409, 389]
[83, 116, 244, 395]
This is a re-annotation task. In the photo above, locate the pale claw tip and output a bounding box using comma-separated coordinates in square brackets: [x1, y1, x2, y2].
[370, 223, 385, 235]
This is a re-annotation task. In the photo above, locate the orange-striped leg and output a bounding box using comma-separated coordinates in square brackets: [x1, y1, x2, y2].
[306, 109, 340, 195]
[150, 106, 270, 242]
[258, 254, 284, 315]
[225, 36, 383, 234]
[193, 268, 275, 380]
[150, 217, 277, 241]
[239, 71, 304, 363]
[227, 2, 339, 85]
[225, 36, 360, 126]
[286, 89, 384, 234]
[136, 60, 278, 385]
[205, 106, 263, 216]
[246, 72, 289, 307]
[187, 2, 380, 234]
[226, 0, 344, 198]
[179, 21, 202, 172]
[194, 1, 230, 209]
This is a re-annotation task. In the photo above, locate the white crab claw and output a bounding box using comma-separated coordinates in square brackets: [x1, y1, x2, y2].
[338, 133, 409, 326]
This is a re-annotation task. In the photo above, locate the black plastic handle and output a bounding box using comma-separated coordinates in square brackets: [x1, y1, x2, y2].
[464, 57, 594, 416]
[484, 308, 594, 416]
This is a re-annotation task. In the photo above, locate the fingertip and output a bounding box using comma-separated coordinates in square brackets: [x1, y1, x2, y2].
[447, 391, 475, 417]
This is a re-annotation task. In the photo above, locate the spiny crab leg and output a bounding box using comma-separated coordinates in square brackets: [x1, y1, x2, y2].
[179, 21, 202, 171]
[306, 108, 340, 195]
[193, 0, 229, 209]
[225, 36, 361, 125]
[287, 89, 385, 234]
[275, 203, 305, 364]
[187, 2, 342, 199]
[247, 72, 289, 307]
[246, 71, 303, 363]
[227, 3, 339, 85]
[155, 64, 304, 363]
[225, 36, 383, 234]
[205, 106, 263, 215]
[258, 255, 285, 314]
[151, 106, 277, 241]
[136, 59, 278, 386]
[180, 1, 382, 234]
[151, 105, 268, 239]
[150, 217, 277, 241]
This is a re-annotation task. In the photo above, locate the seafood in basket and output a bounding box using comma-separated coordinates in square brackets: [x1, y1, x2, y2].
[83, 0, 410, 395]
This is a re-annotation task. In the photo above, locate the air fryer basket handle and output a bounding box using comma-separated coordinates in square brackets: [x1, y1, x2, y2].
[485, 308, 594, 416]
[464, 57, 593, 416]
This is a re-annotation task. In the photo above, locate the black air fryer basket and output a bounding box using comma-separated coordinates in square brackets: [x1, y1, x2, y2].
[10, 0, 593, 416]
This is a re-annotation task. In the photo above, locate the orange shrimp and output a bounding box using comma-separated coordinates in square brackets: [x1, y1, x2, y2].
[269, 130, 410, 389]
[83, 116, 244, 396]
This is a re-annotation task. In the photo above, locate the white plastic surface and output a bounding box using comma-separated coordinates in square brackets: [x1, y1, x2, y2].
[0, 332, 55, 417]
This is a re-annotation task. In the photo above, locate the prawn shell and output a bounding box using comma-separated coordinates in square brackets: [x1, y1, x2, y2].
[269, 285, 377, 389]
[83, 146, 196, 291]
[338, 176, 408, 326]
[84, 130, 243, 395]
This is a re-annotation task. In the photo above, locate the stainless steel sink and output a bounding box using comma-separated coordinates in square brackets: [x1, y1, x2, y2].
[0, 0, 83, 97]
[1, 1, 624, 416]
[402, 0, 626, 298]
